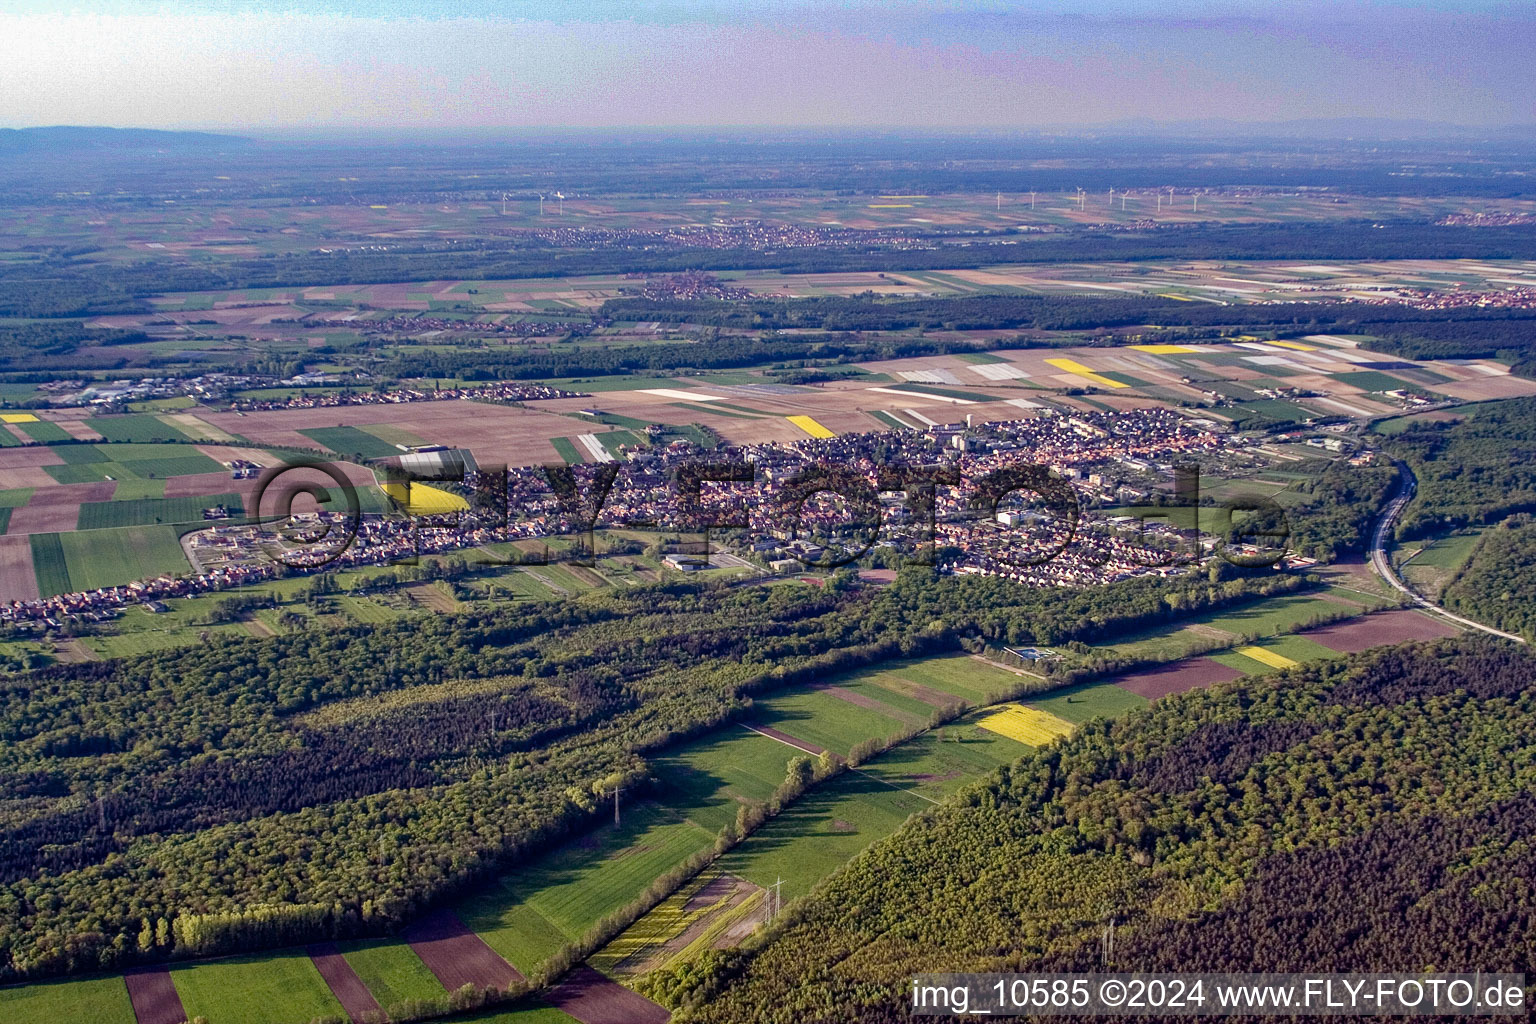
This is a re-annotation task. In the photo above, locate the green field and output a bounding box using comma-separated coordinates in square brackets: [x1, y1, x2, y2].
[713, 770, 930, 905]
[337, 937, 446, 1010]
[869, 409, 910, 430]
[580, 411, 654, 431]
[456, 653, 1013, 977]
[597, 430, 640, 456]
[1400, 529, 1486, 598]
[881, 382, 998, 403]
[44, 462, 115, 484]
[549, 436, 584, 464]
[112, 453, 223, 477]
[1023, 680, 1150, 725]
[746, 689, 913, 757]
[1251, 633, 1343, 663]
[298, 425, 404, 460]
[856, 721, 1032, 801]
[18, 420, 72, 442]
[459, 803, 714, 973]
[1100, 590, 1354, 660]
[107, 476, 168, 500]
[45, 453, 222, 487]
[336, 594, 404, 624]
[1331, 370, 1411, 392]
[866, 653, 1030, 705]
[0, 487, 34, 507]
[90, 414, 194, 443]
[0, 974, 135, 1024]
[653, 730, 805, 833]
[55, 444, 110, 464]
[31, 526, 189, 595]
[538, 376, 691, 392]
[171, 950, 346, 1024]
[28, 533, 69, 595]
[359, 422, 430, 448]
[1097, 370, 1152, 387]
[77, 493, 240, 529]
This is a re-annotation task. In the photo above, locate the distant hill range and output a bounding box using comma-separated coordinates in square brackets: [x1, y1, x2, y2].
[0, 126, 251, 154]
[1068, 117, 1536, 141]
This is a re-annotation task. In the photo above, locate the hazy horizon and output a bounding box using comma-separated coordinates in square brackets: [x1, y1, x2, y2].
[4, 1, 1533, 133]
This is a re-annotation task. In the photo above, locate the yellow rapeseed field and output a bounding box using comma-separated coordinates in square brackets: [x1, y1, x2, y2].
[976, 704, 1075, 746]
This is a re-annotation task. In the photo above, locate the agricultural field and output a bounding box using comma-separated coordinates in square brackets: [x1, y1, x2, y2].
[336, 937, 449, 1009]
[1019, 680, 1150, 725]
[28, 525, 189, 596]
[975, 703, 1075, 745]
[444, 654, 1020, 980]
[90, 414, 195, 444]
[0, 974, 135, 1024]
[298, 425, 408, 460]
[76, 492, 240, 529]
[1095, 588, 1365, 662]
[61, 524, 189, 588]
[170, 952, 346, 1024]
[1398, 528, 1487, 598]
[460, 803, 715, 974]
[711, 770, 932, 906]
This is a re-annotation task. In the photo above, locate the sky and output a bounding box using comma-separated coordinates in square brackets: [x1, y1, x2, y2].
[2, 1, 1533, 133]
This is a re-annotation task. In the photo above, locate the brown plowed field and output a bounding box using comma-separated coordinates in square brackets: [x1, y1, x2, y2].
[123, 967, 186, 1024]
[1305, 609, 1460, 652]
[202, 401, 577, 467]
[403, 907, 523, 992]
[0, 536, 39, 602]
[1112, 657, 1245, 699]
[308, 942, 383, 1024]
[163, 471, 242, 498]
[545, 965, 670, 1024]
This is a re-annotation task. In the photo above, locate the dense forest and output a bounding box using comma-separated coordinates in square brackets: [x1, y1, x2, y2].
[1441, 516, 1536, 641]
[0, 321, 147, 371]
[1357, 317, 1536, 374]
[656, 637, 1536, 1022]
[0, 564, 1308, 980]
[1387, 397, 1536, 539]
[1263, 460, 1397, 561]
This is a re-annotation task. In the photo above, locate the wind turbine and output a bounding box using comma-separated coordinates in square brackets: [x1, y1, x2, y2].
[1030, 190, 1036, 210]
[501, 192, 510, 215]
[556, 191, 565, 215]
[537, 193, 545, 215]
[996, 191, 1002, 211]
[1076, 187, 1086, 211]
